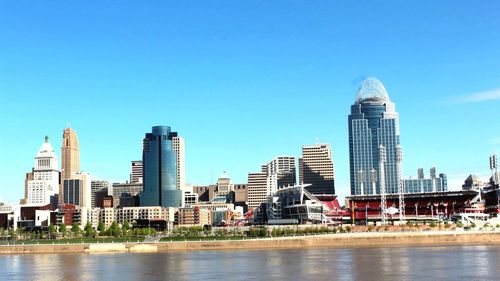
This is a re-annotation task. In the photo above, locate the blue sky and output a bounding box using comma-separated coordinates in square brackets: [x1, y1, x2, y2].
[1, 1, 499, 203]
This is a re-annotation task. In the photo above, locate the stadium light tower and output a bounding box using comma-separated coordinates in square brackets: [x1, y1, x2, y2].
[490, 154, 498, 185]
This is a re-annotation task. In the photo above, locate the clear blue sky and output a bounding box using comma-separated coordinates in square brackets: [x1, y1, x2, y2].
[1, 1, 499, 203]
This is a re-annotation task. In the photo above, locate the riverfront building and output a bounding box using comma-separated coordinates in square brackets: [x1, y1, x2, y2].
[140, 126, 182, 208]
[348, 77, 403, 195]
[26, 137, 60, 207]
[298, 144, 335, 195]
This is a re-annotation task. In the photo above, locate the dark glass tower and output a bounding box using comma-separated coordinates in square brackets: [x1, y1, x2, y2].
[348, 77, 402, 195]
[140, 126, 182, 208]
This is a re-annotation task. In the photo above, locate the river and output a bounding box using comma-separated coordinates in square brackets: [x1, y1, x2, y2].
[0, 245, 498, 280]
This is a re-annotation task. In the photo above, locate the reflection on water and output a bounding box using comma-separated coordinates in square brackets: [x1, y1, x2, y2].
[1, 245, 499, 281]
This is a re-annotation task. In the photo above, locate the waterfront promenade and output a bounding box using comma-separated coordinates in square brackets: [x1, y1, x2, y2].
[1, 230, 500, 254]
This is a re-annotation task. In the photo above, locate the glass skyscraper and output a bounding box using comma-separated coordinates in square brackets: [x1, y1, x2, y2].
[348, 77, 402, 195]
[140, 126, 182, 208]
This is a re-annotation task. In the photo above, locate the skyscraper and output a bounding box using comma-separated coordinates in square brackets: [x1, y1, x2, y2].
[172, 136, 186, 192]
[26, 136, 60, 206]
[298, 144, 335, 195]
[140, 126, 182, 208]
[61, 128, 80, 179]
[247, 156, 296, 209]
[130, 160, 143, 184]
[348, 77, 402, 195]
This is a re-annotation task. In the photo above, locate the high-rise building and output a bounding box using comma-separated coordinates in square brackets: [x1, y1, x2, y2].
[26, 136, 60, 206]
[348, 77, 402, 195]
[112, 182, 143, 208]
[298, 144, 335, 195]
[140, 126, 182, 208]
[61, 128, 80, 204]
[62, 172, 91, 208]
[404, 168, 448, 193]
[247, 156, 296, 209]
[90, 180, 110, 208]
[247, 172, 268, 209]
[61, 128, 80, 179]
[172, 137, 186, 192]
[130, 160, 143, 184]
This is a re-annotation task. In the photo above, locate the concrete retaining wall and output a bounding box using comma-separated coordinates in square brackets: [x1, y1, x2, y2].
[1, 231, 499, 255]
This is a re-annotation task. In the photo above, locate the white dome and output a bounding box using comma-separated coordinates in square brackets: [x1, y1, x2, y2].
[219, 171, 230, 179]
[36, 136, 57, 159]
[355, 77, 390, 104]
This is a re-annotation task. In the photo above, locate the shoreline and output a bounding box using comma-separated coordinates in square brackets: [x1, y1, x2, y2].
[1, 231, 499, 255]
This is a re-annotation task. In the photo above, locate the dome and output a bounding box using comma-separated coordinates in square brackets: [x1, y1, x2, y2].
[219, 171, 230, 179]
[36, 136, 57, 159]
[355, 77, 390, 104]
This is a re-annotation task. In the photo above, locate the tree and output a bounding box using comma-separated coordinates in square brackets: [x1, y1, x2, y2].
[122, 220, 130, 235]
[98, 222, 106, 235]
[108, 221, 121, 238]
[84, 222, 94, 237]
[71, 223, 81, 237]
[48, 224, 57, 239]
[60, 223, 67, 237]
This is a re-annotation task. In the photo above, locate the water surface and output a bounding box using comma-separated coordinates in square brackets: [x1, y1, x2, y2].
[0, 245, 498, 280]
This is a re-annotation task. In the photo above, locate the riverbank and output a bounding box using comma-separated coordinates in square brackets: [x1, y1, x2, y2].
[1, 230, 499, 254]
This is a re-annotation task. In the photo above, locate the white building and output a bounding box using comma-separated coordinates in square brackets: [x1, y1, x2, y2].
[116, 206, 175, 224]
[172, 137, 185, 192]
[248, 156, 296, 209]
[27, 137, 60, 206]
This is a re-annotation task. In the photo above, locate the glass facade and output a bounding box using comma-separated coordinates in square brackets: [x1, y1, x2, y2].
[140, 126, 182, 208]
[348, 78, 402, 195]
[404, 172, 448, 193]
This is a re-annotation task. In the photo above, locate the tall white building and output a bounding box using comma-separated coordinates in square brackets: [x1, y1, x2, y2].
[247, 156, 296, 209]
[27, 137, 60, 206]
[130, 160, 143, 184]
[172, 137, 185, 192]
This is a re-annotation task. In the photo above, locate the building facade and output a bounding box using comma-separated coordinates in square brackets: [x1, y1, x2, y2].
[404, 168, 448, 193]
[348, 77, 402, 195]
[90, 180, 110, 208]
[172, 137, 186, 192]
[247, 156, 296, 209]
[61, 128, 80, 204]
[298, 144, 335, 195]
[62, 172, 91, 208]
[130, 160, 143, 184]
[26, 137, 60, 207]
[140, 126, 182, 208]
[112, 182, 143, 208]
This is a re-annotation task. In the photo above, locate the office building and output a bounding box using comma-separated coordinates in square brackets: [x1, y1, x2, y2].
[112, 182, 143, 208]
[61, 128, 80, 179]
[404, 168, 448, 193]
[247, 156, 296, 209]
[140, 126, 182, 208]
[348, 77, 403, 195]
[298, 144, 335, 195]
[62, 172, 91, 208]
[61, 128, 80, 204]
[130, 160, 143, 184]
[26, 137, 60, 207]
[90, 180, 110, 208]
[172, 137, 186, 192]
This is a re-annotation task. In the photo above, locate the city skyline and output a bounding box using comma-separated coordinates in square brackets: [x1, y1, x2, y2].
[1, 2, 500, 203]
